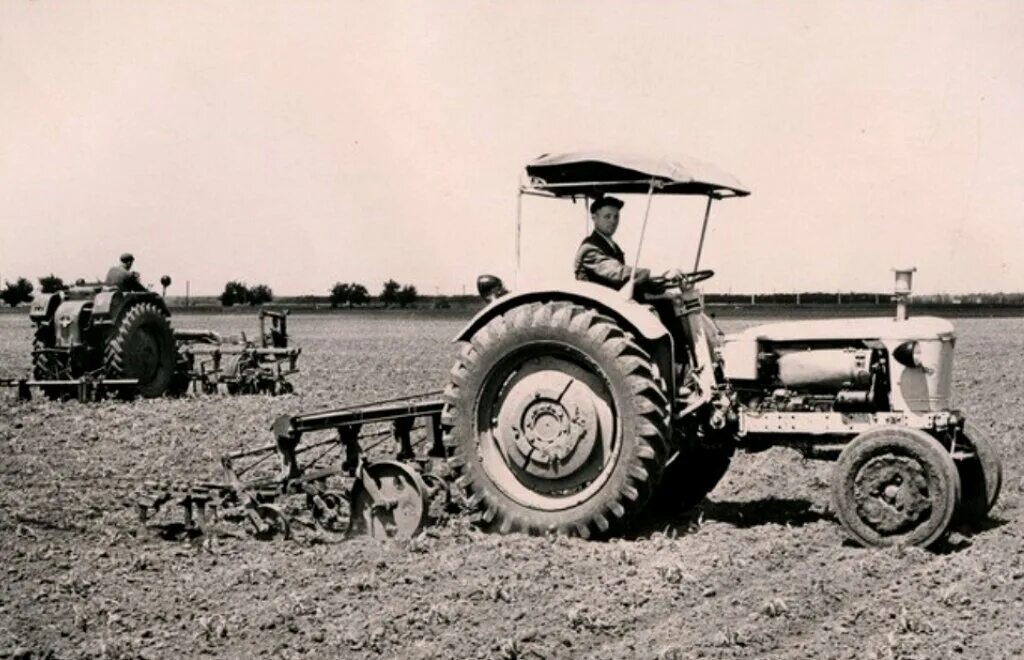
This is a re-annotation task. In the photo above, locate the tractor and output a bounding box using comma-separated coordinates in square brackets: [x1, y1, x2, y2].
[20, 279, 300, 400]
[29, 283, 179, 398]
[441, 151, 1003, 548]
[137, 152, 1002, 548]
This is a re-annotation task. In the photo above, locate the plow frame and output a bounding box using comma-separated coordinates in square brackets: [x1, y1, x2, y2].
[136, 394, 449, 540]
[1, 374, 140, 402]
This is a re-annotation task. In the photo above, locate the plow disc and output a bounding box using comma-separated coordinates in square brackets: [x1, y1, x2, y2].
[350, 461, 429, 539]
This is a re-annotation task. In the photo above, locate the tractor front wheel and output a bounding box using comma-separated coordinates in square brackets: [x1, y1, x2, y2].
[104, 303, 176, 398]
[31, 329, 66, 400]
[443, 302, 669, 538]
[832, 426, 960, 548]
[953, 421, 1002, 523]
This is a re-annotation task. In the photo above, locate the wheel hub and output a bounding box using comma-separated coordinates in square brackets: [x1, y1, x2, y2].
[853, 455, 932, 535]
[128, 331, 160, 381]
[496, 371, 599, 481]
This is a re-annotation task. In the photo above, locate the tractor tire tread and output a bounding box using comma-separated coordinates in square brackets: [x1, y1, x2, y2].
[104, 302, 176, 398]
[443, 301, 669, 538]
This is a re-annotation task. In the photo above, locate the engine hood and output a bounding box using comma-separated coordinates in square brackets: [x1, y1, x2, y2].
[726, 316, 955, 343]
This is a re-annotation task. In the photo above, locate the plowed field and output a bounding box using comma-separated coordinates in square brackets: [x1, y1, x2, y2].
[1, 312, 1022, 659]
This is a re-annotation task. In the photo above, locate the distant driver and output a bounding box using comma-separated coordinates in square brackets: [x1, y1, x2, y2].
[105, 253, 146, 292]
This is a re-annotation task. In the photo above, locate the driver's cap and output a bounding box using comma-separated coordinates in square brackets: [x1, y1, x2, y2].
[589, 196, 624, 214]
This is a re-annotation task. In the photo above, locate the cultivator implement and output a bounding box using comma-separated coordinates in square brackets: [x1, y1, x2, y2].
[172, 310, 300, 395]
[136, 393, 449, 541]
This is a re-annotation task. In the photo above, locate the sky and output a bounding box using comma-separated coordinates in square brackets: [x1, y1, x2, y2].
[1, 1, 1022, 296]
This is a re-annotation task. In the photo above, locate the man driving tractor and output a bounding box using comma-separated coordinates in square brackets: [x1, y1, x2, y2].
[104, 252, 146, 292]
[575, 196, 682, 291]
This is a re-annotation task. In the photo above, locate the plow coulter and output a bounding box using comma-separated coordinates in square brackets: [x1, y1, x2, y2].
[135, 393, 450, 541]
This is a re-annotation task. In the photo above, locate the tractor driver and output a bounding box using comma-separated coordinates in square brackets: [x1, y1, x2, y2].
[105, 253, 146, 292]
[574, 196, 681, 292]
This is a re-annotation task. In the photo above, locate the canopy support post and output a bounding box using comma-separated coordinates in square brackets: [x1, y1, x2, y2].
[622, 181, 657, 300]
[514, 187, 523, 290]
[693, 195, 714, 271]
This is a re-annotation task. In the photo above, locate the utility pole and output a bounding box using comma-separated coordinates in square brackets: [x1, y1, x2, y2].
[186, 280, 190, 307]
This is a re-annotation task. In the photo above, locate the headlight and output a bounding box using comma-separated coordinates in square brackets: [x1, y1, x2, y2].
[893, 340, 923, 368]
[476, 274, 507, 302]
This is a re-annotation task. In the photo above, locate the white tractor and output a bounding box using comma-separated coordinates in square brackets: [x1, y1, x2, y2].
[442, 151, 1002, 548]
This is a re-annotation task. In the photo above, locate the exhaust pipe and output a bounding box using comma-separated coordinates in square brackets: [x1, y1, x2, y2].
[892, 267, 916, 321]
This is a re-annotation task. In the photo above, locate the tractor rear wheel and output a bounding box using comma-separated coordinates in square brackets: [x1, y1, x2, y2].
[832, 426, 960, 548]
[104, 302, 176, 398]
[443, 301, 669, 538]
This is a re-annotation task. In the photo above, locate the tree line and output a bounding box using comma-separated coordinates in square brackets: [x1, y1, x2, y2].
[0, 274, 64, 307]
[329, 279, 417, 308]
[0, 273, 420, 308]
[210, 279, 420, 308]
[6, 272, 1024, 308]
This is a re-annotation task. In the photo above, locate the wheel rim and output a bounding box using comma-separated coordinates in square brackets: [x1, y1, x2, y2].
[476, 344, 618, 512]
[852, 454, 932, 536]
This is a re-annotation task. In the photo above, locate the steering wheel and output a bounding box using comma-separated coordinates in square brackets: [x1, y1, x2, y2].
[650, 269, 715, 289]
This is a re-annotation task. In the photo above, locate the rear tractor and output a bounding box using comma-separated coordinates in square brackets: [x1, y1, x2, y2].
[441, 152, 1003, 549]
[6, 279, 300, 400]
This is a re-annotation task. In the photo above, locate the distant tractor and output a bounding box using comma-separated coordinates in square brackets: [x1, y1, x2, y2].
[20, 279, 300, 400]
[441, 152, 1003, 548]
[30, 285, 177, 397]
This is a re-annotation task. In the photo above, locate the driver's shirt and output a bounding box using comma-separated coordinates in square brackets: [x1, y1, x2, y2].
[104, 266, 144, 292]
[574, 231, 633, 289]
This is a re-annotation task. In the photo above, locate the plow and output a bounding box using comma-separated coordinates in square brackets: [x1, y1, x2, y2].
[172, 310, 300, 396]
[2, 280, 300, 400]
[136, 393, 449, 540]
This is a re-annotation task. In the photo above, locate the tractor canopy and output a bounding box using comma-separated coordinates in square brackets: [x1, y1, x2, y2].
[524, 151, 750, 199]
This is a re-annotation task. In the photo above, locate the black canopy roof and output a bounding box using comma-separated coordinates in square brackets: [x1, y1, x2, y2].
[524, 151, 750, 198]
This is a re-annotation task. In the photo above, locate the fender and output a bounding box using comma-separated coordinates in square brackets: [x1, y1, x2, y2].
[92, 290, 124, 322]
[29, 292, 62, 322]
[455, 281, 669, 344]
[453, 281, 675, 397]
[94, 291, 170, 326]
